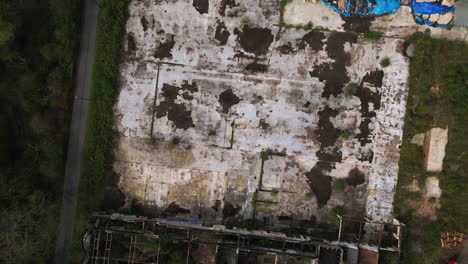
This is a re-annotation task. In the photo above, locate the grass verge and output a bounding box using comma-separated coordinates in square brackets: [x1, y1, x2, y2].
[394, 33, 467, 263]
[68, 0, 128, 261]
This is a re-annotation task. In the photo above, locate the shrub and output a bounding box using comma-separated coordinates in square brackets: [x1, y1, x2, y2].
[364, 31, 383, 40]
[329, 206, 343, 219]
[260, 151, 270, 161]
[344, 83, 358, 97]
[169, 137, 180, 145]
[305, 192, 314, 199]
[271, 189, 279, 196]
[340, 131, 350, 140]
[303, 22, 313, 31]
[380, 57, 391, 68]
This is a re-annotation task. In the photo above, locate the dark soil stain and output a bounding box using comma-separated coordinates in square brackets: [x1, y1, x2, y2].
[246, 61, 267, 72]
[234, 26, 273, 55]
[218, 89, 240, 113]
[316, 106, 342, 162]
[212, 200, 221, 212]
[309, 32, 357, 98]
[215, 20, 230, 45]
[346, 167, 365, 187]
[354, 70, 382, 146]
[362, 70, 384, 88]
[222, 201, 240, 218]
[154, 35, 175, 59]
[358, 150, 374, 163]
[165, 202, 191, 215]
[101, 186, 126, 211]
[141, 16, 149, 31]
[277, 42, 294, 54]
[156, 81, 198, 129]
[193, 0, 209, 14]
[342, 15, 375, 33]
[306, 161, 333, 207]
[299, 31, 325, 51]
[219, 0, 238, 16]
[258, 118, 270, 130]
[127, 34, 136, 53]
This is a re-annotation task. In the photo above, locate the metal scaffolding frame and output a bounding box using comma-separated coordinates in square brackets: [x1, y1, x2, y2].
[86, 214, 345, 264]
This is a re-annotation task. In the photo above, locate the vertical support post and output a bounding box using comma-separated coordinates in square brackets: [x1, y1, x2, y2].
[358, 222, 362, 242]
[337, 215, 343, 243]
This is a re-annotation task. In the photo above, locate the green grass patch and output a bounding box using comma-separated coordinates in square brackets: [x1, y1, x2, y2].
[394, 33, 468, 263]
[363, 31, 383, 40]
[380, 57, 391, 68]
[304, 192, 314, 199]
[70, 0, 129, 261]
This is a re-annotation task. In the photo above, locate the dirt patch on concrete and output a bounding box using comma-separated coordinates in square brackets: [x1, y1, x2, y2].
[141, 17, 149, 31]
[193, 0, 209, 14]
[306, 161, 333, 208]
[222, 201, 240, 218]
[165, 202, 191, 215]
[246, 61, 268, 72]
[218, 89, 240, 113]
[234, 26, 273, 55]
[277, 42, 294, 54]
[310, 32, 357, 98]
[156, 81, 198, 129]
[362, 70, 384, 88]
[342, 15, 375, 33]
[212, 200, 221, 212]
[346, 167, 365, 187]
[299, 31, 325, 51]
[215, 20, 230, 45]
[218, 0, 239, 16]
[127, 34, 136, 53]
[316, 106, 342, 162]
[154, 35, 175, 59]
[354, 72, 382, 146]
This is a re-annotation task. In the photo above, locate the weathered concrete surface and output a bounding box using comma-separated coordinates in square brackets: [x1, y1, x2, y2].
[284, 0, 468, 42]
[424, 127, 448, 172]
[424, 176, 442, 199]
[114, 0, 410, 224]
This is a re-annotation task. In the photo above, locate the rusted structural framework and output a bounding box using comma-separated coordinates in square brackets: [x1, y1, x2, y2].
[86, 214, 344, 264]
[336, 216, 405, 263]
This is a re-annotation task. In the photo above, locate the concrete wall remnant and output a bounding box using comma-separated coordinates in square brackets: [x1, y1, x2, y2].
[424, 127, 448, 172]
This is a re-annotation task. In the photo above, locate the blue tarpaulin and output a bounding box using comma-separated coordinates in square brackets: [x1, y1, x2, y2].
[410, 0, 455, 27]
[368, 0, 401, 15]
[411, 1, 455, 14]
[322, 0, 400, 16]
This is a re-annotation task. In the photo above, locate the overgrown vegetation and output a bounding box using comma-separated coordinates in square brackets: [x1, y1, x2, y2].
[363, 31, 383, 40]
[394, 33, 467, 263]
[0, 0, 81, 262]
[380, 57, 391, 68]
[70, 0, 128, 261]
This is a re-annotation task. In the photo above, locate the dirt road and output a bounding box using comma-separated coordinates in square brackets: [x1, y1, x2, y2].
[54, 0, 99, 263]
